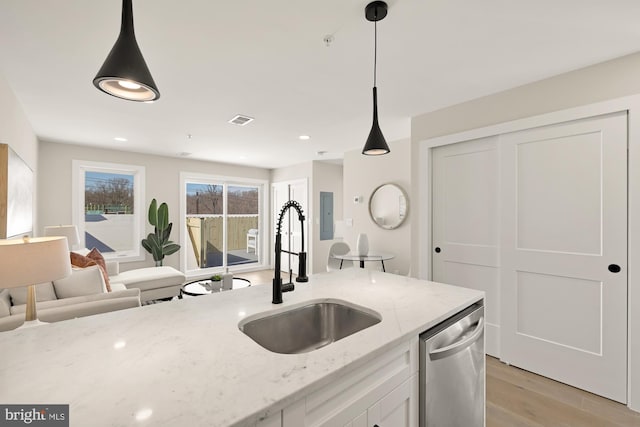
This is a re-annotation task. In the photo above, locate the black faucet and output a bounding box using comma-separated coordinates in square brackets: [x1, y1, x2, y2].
[273, 200, 308, 304]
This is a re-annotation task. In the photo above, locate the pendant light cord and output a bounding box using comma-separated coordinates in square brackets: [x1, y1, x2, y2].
[373, 19, 378, 87]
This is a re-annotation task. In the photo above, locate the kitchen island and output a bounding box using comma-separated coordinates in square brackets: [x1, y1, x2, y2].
[0, 268, 483, 426]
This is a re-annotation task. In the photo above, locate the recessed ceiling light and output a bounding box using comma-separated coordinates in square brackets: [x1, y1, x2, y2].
[299, 135, 311, 141]
[114, 137, 127, 142]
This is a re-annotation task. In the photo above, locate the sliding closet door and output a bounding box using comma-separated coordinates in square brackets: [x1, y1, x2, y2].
[432, 136, 501, 356]
[500, 112, 628, 403]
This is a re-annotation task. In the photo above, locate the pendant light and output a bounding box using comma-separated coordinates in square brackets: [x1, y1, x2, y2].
[362, 1, 390, 156]
[93, 0, 160, 102]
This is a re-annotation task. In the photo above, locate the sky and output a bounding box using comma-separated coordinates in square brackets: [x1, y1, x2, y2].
[85, 171, 133, 190]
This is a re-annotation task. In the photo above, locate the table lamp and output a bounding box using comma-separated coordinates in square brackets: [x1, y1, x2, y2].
[0, 236, 72, 328]
[44, 225, 80, 251]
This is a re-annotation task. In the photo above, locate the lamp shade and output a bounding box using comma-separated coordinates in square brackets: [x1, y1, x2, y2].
[44, 225, 80, 249]
[362, 87, 390, 155]
[0, 237, 71, 288]
[93, 0, 160, 101]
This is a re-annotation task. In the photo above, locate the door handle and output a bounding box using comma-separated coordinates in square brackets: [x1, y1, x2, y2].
[608, 264, 621, 273]
[429, 318, 484, 361]
[434, 247, 441, 253]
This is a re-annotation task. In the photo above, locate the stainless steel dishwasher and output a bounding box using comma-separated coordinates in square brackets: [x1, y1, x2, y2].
[419, 302, 485, 427]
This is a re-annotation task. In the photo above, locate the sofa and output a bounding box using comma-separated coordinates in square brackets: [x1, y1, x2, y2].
[108, 263, 186, 303]
[0, 265, 141, 332]
[72, 248, 186, 303]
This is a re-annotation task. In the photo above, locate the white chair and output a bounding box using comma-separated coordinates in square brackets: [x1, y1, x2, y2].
[246, 229, 258, 256]
[327, 242, 353, 272]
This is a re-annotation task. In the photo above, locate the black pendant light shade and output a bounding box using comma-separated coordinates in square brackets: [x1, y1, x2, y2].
[363, 87, 390, 155]
[93, 0, 160, 102]
[362, 1, 389, 156]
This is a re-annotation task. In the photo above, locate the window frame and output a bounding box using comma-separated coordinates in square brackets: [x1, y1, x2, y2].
[72, 160, 146, 262]
[180, 172, 267, 277]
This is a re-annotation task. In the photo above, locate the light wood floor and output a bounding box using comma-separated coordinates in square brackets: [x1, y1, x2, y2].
[235, 269, 279, 286]
[487, 356, 640, 426]
[236, 270, 640, 425]
[235, 269, 296, 286]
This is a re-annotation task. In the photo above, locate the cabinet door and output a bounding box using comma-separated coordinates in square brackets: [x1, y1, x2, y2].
[368, 374, 418, 427]
[282, 339, 417, 427]
[342, 411, 367, 427]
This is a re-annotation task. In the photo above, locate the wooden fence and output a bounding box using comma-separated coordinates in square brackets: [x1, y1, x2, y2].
[186, 215, 258, 267]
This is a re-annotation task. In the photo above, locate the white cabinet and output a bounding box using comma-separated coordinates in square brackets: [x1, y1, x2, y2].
[367, 374, 417, 427]
[344, 374, 417, 427]
[282, 337, 418, 427]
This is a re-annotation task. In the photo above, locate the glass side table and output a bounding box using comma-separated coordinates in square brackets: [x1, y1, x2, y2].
[180, 277, 251, 298]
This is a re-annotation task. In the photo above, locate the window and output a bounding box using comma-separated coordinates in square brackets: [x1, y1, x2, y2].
[181, 173, 266, 275]
[72, 160, 145, 261]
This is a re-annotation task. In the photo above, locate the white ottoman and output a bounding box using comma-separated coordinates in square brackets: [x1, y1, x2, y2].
[110, 266, 186, 303]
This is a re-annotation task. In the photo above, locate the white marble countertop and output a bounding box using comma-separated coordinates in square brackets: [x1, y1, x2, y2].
[0, 269, 483, 426]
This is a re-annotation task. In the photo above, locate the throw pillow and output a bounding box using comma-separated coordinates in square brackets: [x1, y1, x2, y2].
[70, 251, 97, 269]
[7, 282, 57, 306]
[70, 249, 111, 292]
[53, 265, 106, 298]
[86, 248, 111, 292]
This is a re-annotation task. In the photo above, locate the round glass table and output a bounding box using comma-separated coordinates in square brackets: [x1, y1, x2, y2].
[180, 277, 251, 298]
[332, 252, 395, 272]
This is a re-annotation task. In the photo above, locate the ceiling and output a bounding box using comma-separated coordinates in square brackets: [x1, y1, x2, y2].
[1, 1, 639, 169]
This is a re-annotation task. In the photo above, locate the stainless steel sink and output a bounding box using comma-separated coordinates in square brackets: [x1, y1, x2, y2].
[239, 300, 382, 354]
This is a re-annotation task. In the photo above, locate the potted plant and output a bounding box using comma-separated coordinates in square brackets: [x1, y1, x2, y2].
[141, 199, 180, 266]
[208, 274, 222, 292]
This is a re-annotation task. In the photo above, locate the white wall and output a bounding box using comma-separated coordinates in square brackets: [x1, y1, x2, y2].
[343, 139, 411, 275]
[410, 51, 640, 411]
[38, 141, 270, 272]
[311, 161, 343, 274]
[0, 74, 39, 233]
[271, 162, 312, 183]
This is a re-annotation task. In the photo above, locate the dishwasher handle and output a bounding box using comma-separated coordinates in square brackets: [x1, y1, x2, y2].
[429, 317, 484, 361]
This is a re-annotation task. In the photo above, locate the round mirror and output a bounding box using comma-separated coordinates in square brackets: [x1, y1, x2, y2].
[369, 183, 408, 229]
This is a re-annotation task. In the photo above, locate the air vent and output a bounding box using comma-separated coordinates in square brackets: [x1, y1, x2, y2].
[228, 114, 254, 126]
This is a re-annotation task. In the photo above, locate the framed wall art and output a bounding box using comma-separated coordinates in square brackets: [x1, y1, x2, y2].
[0, 143, 33, 239]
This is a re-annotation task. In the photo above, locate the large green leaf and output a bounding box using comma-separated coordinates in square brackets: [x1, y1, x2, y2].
[147, 233, 161, 248]
[141, 238, 152, 254]
[161, 222, 173, 243]
[157, 203, 169, 231]
[148, 198, 158, 227]
[152, 245, 163, 262]
[144, 232, 164, 261]
[162, 243, 181, 256]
